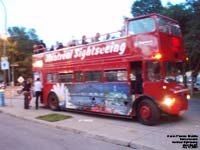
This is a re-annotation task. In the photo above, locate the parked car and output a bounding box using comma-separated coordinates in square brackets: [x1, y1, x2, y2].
[176, 75, 193, 85]
[194, 77, 200, 92]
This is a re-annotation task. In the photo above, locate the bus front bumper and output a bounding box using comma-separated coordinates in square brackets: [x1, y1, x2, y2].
[160, 95, 189, 116]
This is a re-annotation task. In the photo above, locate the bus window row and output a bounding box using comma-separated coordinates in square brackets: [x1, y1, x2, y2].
[45, 61, 183, 84]
[46, 64, 162, 84]
[46, 69, 128, 83]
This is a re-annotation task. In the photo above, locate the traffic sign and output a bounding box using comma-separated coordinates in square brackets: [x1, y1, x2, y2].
[17, 76, 24, 83]
[1, 57, 8, 61]
[1, 60, 9, 70]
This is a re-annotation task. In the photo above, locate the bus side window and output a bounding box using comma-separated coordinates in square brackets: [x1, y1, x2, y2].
[146, 61, 161, 82]
[58, 73, 73, 83]
[159, 25, 170, 34]
[47, 74, 52, 83]
[75, 71, 83, 82]
[104, 69, 127, 82]
[85, 71, 102, 82]
[47, 73, 57, 83]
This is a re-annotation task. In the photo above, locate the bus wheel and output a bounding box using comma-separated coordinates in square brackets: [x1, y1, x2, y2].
[137, 99, 160, 125]
[48, 93, 59, 111]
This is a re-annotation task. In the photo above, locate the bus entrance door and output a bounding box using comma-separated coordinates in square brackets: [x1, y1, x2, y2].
[130, 61, 143, 94]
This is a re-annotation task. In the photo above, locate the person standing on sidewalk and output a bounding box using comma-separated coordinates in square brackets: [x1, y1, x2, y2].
[22, 80, 32, 109]
[34, 78, 42, 109]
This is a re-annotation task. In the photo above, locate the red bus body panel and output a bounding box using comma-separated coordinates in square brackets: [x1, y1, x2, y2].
[32, 14, 189, 118]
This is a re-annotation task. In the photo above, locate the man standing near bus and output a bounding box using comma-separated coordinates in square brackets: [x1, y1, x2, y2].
[34, 77, 42, 109]
[22, 80, 32, 109]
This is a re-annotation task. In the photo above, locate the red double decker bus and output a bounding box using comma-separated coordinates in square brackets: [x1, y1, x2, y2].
[32, 14, 190, 125]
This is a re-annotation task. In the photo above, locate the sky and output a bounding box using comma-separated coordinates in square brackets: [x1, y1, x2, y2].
[0, 0, 186, 48]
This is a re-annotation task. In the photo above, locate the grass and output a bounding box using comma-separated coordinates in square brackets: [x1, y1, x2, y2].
[36, 113, 72, 122]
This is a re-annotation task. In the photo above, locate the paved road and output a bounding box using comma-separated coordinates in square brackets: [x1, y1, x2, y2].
[1, 86, 200, 150]
[0, 113, 132, 150]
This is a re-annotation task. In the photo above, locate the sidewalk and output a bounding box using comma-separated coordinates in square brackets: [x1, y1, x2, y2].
[1, 86, 199, 150]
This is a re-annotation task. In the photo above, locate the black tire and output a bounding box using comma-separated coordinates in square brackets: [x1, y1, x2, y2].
[48, 93, 59, 111]
[24, 92, 30, 109]
[136, 99, 160, 126]
[24, 95, 29, 109]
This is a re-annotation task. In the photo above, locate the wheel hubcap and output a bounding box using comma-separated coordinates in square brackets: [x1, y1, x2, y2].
[140, 105, 151, 120]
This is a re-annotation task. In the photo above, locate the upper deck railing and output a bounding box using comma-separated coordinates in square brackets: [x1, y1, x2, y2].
[33, 30, 124, 54]
[33, 14, 182, 55]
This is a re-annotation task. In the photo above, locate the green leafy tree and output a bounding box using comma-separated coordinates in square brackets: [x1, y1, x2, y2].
[0, 26, 40, 83]
[184, 0, 200, 76]
[131, 0, 163, 17]
[160, 1, 200, 75]
[161, 3, 191, 35]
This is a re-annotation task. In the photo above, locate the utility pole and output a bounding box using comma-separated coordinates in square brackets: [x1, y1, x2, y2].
[0, 0, 9, 85]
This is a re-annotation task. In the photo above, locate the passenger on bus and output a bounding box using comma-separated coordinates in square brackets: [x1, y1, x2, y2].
[56, 42, 64, 50]
[121, 16, 129, 37]
[33, 43, 45, 54]
[106, 34, 110, 40]
[49, 45, 54, 51]
[33, 44, 39, 54]
[81, 35, 89, 44]
[38, 40, 47, 53]
[67, 40, 77, 47]
[67, 36, 78, 47]
[93, 32, 100, 42]
[55, 41, 62, 50]
[39, 40, 46, 48]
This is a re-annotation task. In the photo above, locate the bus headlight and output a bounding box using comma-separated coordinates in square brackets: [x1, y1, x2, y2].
[163, 97, 175, 107]
[33, 60, 43, 68]
[186, 94, 191, 100]
[162, 85, 167, 90]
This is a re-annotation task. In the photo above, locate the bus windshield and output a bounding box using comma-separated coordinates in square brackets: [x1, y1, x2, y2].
[164, 61, 176, 83]
[128, 17, 155, 35]
[157, 17, 181, 37]
[146, 61, 161, 82]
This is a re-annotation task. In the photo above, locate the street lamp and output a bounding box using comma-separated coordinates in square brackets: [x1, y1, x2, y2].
[0, 0, 7, 53]
[0, 0, 7, 39]
[0, 0, 8, 84]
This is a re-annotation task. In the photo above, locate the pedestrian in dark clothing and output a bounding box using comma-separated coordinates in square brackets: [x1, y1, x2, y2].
[94, 32, 100, 42]
[22, 80, 32, 109]
[57, 42, 64, 49]
[40, 40, 46, 48]
[81, 35, 88, 44]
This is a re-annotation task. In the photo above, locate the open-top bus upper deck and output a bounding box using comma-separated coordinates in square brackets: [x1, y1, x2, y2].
[33, 14, 186, 69]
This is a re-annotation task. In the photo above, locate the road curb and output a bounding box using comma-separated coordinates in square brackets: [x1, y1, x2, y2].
[1, 110, 155, 150]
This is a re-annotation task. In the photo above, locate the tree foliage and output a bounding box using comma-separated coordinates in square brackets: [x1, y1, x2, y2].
[131, 0, 200, 74]
[0, 26, 39, 83]
[161, 3, 191, 35]
[131, 0, 163, 17]
[184, 0, 200, 75]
